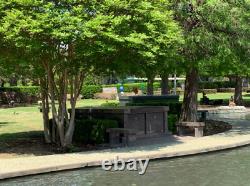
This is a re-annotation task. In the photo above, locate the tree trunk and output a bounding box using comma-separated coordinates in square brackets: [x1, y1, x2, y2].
[234, 76, 243, 106]
[147, 75, 154, 95]
[40, 78, 51, 143]
[180, 67, 199, 122]
[161, 73, 169, 95]
[64, 101, 77, 147]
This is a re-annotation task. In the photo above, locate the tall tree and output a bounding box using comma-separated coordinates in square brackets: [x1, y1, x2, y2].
[172, 0, 250, 121]
[0, 0, 183, 147]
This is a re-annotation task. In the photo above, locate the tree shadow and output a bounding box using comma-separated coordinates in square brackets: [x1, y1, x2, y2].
[73, 134, 185, 156]
[0, 122, 16, 128]
[0, 131, 55, 157]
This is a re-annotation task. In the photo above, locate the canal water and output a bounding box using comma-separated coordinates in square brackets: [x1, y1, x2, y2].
[1, 113, 250, 186]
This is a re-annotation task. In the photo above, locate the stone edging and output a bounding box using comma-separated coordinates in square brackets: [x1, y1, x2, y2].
[1, 139, 250, 180]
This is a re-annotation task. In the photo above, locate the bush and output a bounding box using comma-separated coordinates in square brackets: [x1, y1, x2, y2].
[73, 119, 119, 144]
[81, 85, 102, 99]
[168, 114, 178, 133]
[0, 86, 40, 104]
[0, 86, 40, 96]
[101, 102, 120, 107]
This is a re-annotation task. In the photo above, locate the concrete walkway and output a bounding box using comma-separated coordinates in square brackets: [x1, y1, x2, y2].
[1, 113, 250, 180]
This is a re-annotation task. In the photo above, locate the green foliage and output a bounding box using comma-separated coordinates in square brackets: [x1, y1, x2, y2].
[172, 0, 250, 76]
[101, 102, 120, 107]
[74, 119, 118, 144]
[80, 85, 102, 99]
[0, 86, 40, 96]
[168, 114, 178, 133]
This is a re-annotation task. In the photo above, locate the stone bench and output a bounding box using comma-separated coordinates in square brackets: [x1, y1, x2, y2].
[177, 122, 205, 137]
[106, 128, 137, 147]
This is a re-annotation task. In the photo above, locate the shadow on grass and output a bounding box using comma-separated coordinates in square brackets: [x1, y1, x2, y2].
[0, 131, 43, 141]
[0, 122, 16, 128]
[0, 131, 55, 157]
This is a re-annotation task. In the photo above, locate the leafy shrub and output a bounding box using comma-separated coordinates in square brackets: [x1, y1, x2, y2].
[168, 114, 178, 133]
[17, 86, 40, 96]
[81, 85, 102, 99]
[0, 86, 40, 104]
[101, 102, 120, 107]
[73, 119, 118, 144]
[0, 86, 40, 96]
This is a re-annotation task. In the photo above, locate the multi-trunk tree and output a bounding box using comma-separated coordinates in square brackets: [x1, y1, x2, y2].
[0, 0, 183, 148]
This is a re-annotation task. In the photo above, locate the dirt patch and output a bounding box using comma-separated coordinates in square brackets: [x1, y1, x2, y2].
[0, 136, 109, 159]
[0, 138, 54, 159]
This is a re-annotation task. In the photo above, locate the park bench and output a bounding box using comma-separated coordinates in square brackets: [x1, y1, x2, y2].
[106, 128, 137, 147]
[176, 122, 205, 137]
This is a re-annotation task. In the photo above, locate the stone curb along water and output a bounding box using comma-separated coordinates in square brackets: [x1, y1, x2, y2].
[1, 137, 250, 180]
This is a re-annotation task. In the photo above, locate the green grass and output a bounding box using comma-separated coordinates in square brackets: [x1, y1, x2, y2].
[0, 93, 249, 142]
[179, 92, 250, 101]
[0, 99, 118, 142]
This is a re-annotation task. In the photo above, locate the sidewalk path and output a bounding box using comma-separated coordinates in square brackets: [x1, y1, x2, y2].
[1, 113, 250, 180]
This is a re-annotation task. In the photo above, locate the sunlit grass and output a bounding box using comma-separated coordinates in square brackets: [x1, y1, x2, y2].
[179, 92, 250, 101]
[0, 99, 117, 141]
[0, 94, 249, 142]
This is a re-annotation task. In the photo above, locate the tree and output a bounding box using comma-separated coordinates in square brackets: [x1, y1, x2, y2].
[172, 0, 250, 121]
[86, 0, 183, 96]
[198, 0, 250, 106]
[0, 0, 183, 148]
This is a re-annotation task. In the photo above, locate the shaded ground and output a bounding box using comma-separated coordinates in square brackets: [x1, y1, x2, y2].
[204, 120, 232, 136]
[0, 98, 249, 159]
[0, 99, 117, 159]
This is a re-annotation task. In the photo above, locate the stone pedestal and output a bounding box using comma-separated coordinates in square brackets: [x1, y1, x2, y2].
[73, 106, 169, 139]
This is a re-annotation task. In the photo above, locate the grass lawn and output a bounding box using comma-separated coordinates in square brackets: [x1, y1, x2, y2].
[0, 99, 117, 142]
[180, 92, 250, 101]
[0, 94, 249, 158]
[1, 93, 250, 141]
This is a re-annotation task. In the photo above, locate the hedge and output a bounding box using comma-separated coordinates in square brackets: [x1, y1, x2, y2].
[0, 86, 40, 96]
[80, 85, 102, 99]
[73, 119, 119, 144]
[168, 114, 178, 133]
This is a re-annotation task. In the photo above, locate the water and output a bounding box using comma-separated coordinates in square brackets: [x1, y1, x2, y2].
[2, 113, 250, 186]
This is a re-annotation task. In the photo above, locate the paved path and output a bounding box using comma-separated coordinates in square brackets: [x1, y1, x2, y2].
[1, 112, 250, 180]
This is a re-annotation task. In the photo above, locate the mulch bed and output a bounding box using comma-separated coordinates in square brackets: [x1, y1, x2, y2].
[204, 120, 232, 136]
